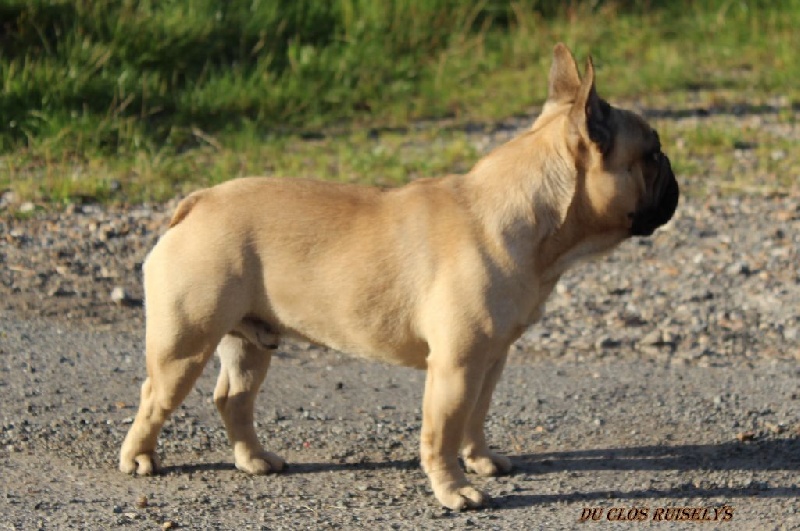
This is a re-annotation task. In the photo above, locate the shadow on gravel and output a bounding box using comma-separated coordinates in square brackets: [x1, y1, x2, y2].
[496, 485, 799, 510]
[513, 438, 799, 473]
[496, 438, 799, 508]
[160, 462, 237, 474]
[282, 458, 421, 475]
[155, 440, 798, 509]
[160, 458, 421, 476]
[642, 102, 799, 121]
[160, 439, 798, 479]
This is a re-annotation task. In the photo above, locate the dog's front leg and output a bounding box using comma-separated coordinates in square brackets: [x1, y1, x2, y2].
[420, 355, 488, 510]
[461, 354, 513, 477]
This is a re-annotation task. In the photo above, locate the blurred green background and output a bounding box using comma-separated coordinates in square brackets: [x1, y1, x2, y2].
[1, 0, 797, 203]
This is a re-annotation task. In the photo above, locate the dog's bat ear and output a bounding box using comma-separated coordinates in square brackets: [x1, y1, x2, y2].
[547, 43, 581, 104]
[570, 56, 613, 155]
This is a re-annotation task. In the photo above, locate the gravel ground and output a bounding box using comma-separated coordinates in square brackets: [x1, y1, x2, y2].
[1, 101, 800, 529]
[0, 312, 798, 529]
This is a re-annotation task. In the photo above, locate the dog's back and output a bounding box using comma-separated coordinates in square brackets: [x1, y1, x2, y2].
[168, 189, 208, 228]
[148, 176, 462, 368]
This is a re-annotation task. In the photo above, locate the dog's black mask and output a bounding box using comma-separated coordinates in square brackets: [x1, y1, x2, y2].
[631, 153, 679, 237]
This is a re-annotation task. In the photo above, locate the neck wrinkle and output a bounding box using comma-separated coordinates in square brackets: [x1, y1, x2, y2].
[457, 135, 578, 274]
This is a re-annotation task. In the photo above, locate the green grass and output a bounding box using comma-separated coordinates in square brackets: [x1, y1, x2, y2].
[1, 0, 799, 205]
[657, 118, 800, 197]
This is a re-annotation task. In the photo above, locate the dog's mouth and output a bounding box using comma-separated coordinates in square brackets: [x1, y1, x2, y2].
[630, 153, 679, 237]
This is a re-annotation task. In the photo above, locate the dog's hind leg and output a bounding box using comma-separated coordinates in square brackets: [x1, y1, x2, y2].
[214, 333, 285, 474]
[460, 354, 513, 476]
[119, 328, 220, 475]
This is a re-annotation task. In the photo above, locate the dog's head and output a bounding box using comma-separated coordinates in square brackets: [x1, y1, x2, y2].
[535, 44, 679, 239]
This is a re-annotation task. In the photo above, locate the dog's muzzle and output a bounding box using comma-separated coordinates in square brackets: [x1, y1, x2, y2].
[630, 154, 679, 237]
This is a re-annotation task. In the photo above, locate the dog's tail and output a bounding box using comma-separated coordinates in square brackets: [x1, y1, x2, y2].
[168, 190, 206, 228]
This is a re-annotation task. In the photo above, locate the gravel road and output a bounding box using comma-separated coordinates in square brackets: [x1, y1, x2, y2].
[1, 100, 799, 529]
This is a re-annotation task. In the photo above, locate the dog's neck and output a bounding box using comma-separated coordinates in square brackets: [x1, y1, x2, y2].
[457, 126, 627, 283]
[463, 132, 569, 239]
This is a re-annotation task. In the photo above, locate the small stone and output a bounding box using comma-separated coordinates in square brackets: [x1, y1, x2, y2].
[661, 331, 679, 345]
[111, 286, 129, 305]
[640, 329, 663, 346]
[0, 189, 17, 208]
[775, 210, 798, 222]
[135, 495, 148, 508]
[48, 285, 75, 297]
[764, 422, 785, 434]
[19, 202, 36, 213]
[161, 522, 175, 530]
[595, 337, 621, 350]
[736, 431, 756, 442]
[726, 261, 752, 276]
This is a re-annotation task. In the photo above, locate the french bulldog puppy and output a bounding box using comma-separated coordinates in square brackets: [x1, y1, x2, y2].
[120, 43, 678, 510]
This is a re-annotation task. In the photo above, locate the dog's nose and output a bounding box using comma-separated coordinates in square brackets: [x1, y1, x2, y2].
[630, 156, 679, 237]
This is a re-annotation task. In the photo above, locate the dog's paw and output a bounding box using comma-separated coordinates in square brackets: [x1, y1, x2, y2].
[235, 451, 286, 475]
[463, 451, 512, 477]
[434, 484, 488, 511]
[119, 452, 160, 476]
[427, 468, 489, 511]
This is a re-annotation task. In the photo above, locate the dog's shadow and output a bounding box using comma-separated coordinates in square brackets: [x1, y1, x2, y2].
[498, 437, 799, 507]
[162, 438, 798, 507]
[161, 457, 420, 476]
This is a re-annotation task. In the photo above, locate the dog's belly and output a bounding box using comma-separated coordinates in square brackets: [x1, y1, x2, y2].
[278, 318, 430, 369]
[245, 234, 434, 368]
[250, 291, 431, 369]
